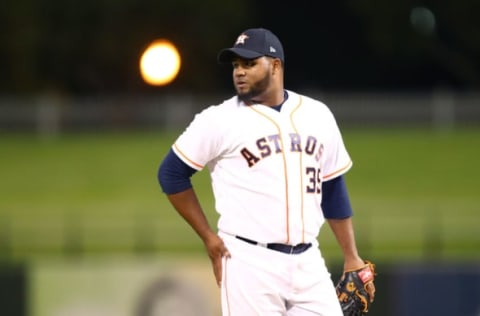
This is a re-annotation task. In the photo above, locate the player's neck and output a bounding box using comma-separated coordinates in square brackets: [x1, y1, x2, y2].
[250, 88, 285, 107]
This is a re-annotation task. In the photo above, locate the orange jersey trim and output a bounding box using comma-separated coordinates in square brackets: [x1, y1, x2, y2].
[289, 97, 306, 243]
[173, 143, 204, 170]
[323, 160, 352, 181]
[249, 105, 291, 243]
[224, 257, 231, 316]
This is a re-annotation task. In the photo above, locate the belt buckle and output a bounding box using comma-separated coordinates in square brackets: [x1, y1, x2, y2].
[290, 245, 294, 254]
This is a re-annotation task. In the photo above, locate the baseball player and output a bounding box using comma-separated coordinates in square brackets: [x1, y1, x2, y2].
[158, 28, 375, 315]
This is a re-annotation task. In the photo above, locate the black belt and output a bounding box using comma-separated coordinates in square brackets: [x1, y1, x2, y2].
[236, 235, 312, 255]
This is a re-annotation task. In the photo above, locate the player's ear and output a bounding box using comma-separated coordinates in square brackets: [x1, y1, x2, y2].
[271, 57, 282, 73]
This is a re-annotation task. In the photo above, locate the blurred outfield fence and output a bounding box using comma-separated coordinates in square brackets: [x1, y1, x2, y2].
[0, 89, 479, 134]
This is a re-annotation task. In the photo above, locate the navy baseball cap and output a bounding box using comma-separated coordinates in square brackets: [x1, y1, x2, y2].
[217, 28, 284, 63]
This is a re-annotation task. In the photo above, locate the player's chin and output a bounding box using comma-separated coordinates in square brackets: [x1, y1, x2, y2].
[236, 87, 252, 100]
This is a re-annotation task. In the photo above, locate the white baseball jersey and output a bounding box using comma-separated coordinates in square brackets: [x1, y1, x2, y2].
[172, 90, 352, 246]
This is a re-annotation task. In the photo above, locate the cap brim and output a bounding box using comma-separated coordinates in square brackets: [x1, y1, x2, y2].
[217, 48, 263, 63]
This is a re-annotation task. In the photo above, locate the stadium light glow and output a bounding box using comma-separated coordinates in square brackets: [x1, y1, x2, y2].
[140, 39, 181, 86]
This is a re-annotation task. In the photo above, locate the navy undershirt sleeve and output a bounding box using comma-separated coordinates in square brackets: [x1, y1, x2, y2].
[158, 149, 197, 194]
[321, 175, 353, 219]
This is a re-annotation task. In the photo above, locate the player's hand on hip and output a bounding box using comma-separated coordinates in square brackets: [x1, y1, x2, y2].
[204, 233, 231, 287]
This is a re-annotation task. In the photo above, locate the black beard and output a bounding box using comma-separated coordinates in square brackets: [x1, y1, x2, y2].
[237, 72, 271, 104]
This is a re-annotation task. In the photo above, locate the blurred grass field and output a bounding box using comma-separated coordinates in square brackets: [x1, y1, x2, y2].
[1, 127, 479, 263]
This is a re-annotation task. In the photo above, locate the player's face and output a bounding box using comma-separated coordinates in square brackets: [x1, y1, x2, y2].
[231, 57, 273, 104]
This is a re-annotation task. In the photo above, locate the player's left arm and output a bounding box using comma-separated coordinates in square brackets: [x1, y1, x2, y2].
[322, 175, 364, 269]
[326, 217, 364, 271]
[322, 175, 375, 301]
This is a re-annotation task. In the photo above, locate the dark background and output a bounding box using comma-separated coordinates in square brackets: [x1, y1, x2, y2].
[1, 0, 480, 96]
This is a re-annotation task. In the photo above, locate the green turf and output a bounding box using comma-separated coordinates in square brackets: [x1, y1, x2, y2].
[1, 128, 479, 262]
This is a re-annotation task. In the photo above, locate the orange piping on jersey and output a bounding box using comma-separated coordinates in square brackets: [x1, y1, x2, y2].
[249, 105, 290, 244]
[172, 143, 204, 170]
[289, 96, 306, 243]
[224, 257, 231, 316]
[323, 160, 353, 180]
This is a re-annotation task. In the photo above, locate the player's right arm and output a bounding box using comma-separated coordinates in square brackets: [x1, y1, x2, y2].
[158, 149, 230, 286]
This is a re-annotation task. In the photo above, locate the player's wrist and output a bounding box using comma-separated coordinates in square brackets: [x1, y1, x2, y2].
[200, 229, 219, 244]
[343, 256, 364, 271]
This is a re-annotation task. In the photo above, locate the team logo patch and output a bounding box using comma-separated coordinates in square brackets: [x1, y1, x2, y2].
[235, 34, 249, 45]
[358, 267, 374, 283]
